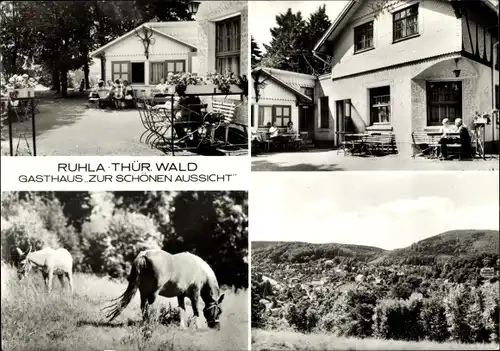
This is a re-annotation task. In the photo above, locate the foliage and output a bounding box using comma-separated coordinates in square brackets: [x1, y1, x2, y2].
[251, 35, 262, 68]
[253, 231, 499, 344]
[261, 5, 332, 75]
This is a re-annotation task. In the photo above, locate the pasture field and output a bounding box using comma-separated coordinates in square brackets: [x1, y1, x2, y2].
[1, 265, 248, 351]
[252, 329, 500, 351]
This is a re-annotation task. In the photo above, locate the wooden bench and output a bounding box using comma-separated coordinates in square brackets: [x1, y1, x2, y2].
[211, 100, 237, 143]
[363, 133, 396, 155]
[411, 131, 441, 158]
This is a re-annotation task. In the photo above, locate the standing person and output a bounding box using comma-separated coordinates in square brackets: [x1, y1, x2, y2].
[79, 78, 85, 92]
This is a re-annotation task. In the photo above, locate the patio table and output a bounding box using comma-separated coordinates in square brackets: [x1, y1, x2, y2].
[344, 133, 369, 156]
[1, 96, 37, 156]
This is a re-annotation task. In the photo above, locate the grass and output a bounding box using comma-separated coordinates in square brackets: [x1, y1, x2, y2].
[251, 329, 500, 350]
[1, 265, 248, 351]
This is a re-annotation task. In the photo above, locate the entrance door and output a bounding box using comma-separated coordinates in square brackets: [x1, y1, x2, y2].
[336, 99, 352, 145]
[299, 105, 314, 139]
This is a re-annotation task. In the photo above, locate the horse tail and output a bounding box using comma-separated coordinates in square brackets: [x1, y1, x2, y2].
[103, 254, 146, 321]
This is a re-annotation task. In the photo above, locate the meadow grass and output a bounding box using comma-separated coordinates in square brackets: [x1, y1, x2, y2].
[251, 329, 500, 350]
[1, 265, 248, 351]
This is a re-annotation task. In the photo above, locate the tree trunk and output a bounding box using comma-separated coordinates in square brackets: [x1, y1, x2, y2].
[82, 44, 90, 89]
[52, 67, 61, 92]
[61, 69, 68, 98]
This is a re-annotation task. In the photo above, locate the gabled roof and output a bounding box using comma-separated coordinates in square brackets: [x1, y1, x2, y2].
[90, 21, 198, 57]
[252, 66, 314, 102]
[313, 0, 499, 56]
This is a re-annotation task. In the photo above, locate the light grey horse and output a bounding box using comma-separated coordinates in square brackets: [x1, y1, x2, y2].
[104, 249, 225, 329]
[16, 246, 74, 294]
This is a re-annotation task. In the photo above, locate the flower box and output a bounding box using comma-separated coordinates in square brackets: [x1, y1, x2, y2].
[177, 84, 243, 96]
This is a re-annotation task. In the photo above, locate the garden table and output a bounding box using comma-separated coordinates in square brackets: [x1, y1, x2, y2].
[1, 96, 37, 156]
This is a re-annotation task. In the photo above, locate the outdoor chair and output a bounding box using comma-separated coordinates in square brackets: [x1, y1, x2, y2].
[136, 99, 172, 148]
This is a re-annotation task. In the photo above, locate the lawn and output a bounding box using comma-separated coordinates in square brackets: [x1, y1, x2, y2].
[1, 265, 248, 351]
[252, 329, 500, 351]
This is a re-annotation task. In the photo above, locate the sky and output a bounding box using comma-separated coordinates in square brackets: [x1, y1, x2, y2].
[249, 1, 348, 51]
[250, 172, 499, 250]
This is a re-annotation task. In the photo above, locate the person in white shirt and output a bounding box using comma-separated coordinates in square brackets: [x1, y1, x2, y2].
[269, 122, 279, 138]
[438, 118, 458, 160]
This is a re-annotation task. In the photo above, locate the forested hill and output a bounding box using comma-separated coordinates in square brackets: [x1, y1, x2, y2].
[253, 229, 499, 265]
[251, 241, 387, 264]
[378, 229, 500, 266]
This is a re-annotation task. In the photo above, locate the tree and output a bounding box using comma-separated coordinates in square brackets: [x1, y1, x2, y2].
[251, 36, 262, 68]
[260, 6, 332, 75]
[261, 8, 307, 73]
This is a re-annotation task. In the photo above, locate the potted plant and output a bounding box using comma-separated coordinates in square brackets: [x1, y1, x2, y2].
[207, 71, 248, 96]
[167, 73, 206, 96]
[473, 111, 491, 127]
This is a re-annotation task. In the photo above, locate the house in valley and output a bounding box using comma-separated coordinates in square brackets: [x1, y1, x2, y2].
[312, 0, 499, 155]
[90, 1, 248, 123]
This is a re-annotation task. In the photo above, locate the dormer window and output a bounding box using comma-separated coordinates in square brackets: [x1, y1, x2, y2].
[354, 21, 374, 53]
[393, 4, 419, 42]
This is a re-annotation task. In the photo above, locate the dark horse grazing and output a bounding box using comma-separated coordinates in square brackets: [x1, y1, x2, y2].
[104, 249, 224, 329]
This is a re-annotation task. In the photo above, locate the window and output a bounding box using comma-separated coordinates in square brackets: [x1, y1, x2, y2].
[112, 62, 129, 82]
[370, 86, 391, 124]
[320, 96, 329, 129]
[131, 62, 145, 84]
[393, 4, 419, 42]
[258, 106, 273, 127]
[496, 85, 499, 110]
[150, 60, 186, 84]
[354, 21, 374, 52]
[216, 16, 241, 76]
[426, 81, 462, 126]
[273, 105, 291, 127]
[301, 87, 314, 99]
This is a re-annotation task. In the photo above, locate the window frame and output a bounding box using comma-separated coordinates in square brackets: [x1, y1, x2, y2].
[215, 15, 241, 75]
[258, 105, 273, 128]
[354, 21, 374, 53]
[392, 4, 419, 43]
[111, 61, 130, 83]
[149, 60, 186, 85]
[319, 96, 329, 129]
[369, 86, 391, 125]
[272, 105, 291, 128]
[426, 81, 463, 127]
[301, 87, 314, 99]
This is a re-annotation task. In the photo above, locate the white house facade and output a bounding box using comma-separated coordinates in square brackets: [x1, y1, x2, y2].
[251, 67, 316, 139]
[312, 0, 499, 155]
[90, 1, 248, 124]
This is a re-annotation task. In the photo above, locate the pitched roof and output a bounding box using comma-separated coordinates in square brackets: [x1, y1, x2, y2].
[90, 21, 198, 57]
[252, 67, 315, 102]
[313, 0, 499, 55]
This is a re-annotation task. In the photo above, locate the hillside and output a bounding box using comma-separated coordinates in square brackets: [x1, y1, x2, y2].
[252, 241, 387, 264]
[252, 229, 500, 346]
[253, 230, 499, 265]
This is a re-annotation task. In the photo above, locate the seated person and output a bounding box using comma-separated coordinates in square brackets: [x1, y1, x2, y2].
[113, 79, 124, 107]
[155, 78, 168, 95]
[286, 121, 297, 135]
[455, 118, 471, 160]
[438, 118, 458, 160]
[88, 81, 103, 102]
[123, 80, 135, 107]
[269, 122, 286, 147]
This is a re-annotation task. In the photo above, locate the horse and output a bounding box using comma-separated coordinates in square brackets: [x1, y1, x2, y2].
[103, 249, 225, 330]
[16, 246, 74, 294]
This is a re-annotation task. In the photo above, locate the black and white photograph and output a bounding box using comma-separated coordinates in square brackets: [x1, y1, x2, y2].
[1, 191, 248, 351]
[251, 172, 499, 350]
[250, 0, 499, 171]
[1, 1, 249, 156]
